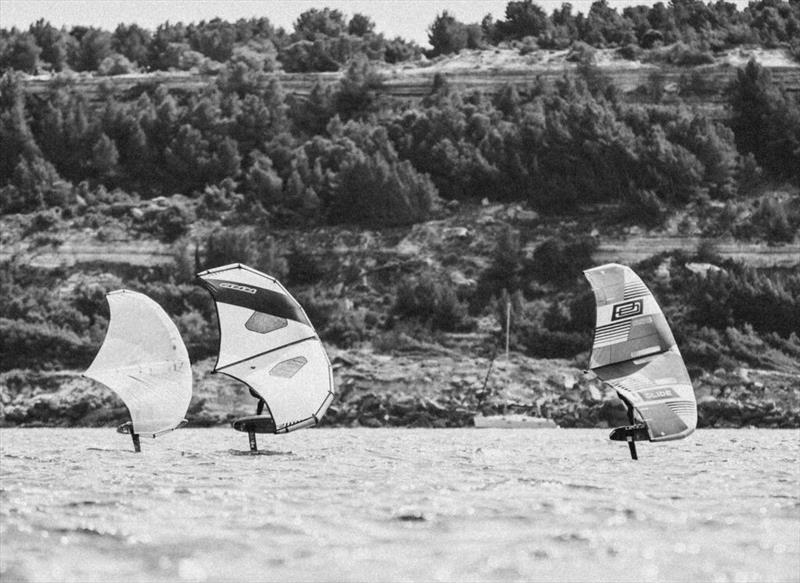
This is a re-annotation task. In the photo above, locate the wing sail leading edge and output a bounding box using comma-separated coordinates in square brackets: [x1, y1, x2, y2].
[197, 263, 334, 432]
[583, 264, 697, 441]
[84, 290, 192, 437]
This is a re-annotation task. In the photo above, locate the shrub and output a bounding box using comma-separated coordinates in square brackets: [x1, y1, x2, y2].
[97, 53, 137, 75]
[750, 195, 799, 243]
[667, 42, 715, 66]
[472, 227, 525, 310]
[531, 237, 597, 285]
[327, 150, 438, 227]
[686, 266, 800, 338]
[428, 11, 469, 56]
[280, 40, 339, 72]
[174, 310, 217, 360]
[286, 247, 325, 286]
[200, 229, 287, 278]
[141, 199, 196, 242]
[0, 318, 94, 371]
[391, 273, 469, 332]
[517, 328, 590, 359]
[333, 57, 384, 120]
[729, 60, 800, 182]
[294, 291, 370, 347]
[625, 189, 668, 226]
[6, 157, 71, 213]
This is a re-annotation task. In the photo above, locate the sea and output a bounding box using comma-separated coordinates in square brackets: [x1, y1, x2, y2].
[1, 428, 798, 583]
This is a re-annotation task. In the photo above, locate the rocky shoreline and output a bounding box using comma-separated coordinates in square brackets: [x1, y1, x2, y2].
[2, 349, 798, 431]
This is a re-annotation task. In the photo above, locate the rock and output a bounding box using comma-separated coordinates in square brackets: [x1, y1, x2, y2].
[358, 415, 383, 428]
[331, 355, 355, 368]
[597, 399, 629, 427]
[444, 227, 469, 239]
[449, 271, 476, 288]
[516, 209, 539, 221]
[423, 398, 446, 414]
[686, 262, 723, 277]
[583, 385, 603, 402]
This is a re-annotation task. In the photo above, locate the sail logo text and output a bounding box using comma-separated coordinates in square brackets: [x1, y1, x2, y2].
[639, 388, 679, 401]
[611, 299, 643, 321]
[219, 282, 257, 294]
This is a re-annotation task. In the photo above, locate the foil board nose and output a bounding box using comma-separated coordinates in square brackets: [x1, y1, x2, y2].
[232, 415, 277, 434]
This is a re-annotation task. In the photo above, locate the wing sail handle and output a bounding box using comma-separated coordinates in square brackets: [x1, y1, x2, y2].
[584, 264, 696, 446]
[197, 263, 335, 434]
[84, 290, 192, 438]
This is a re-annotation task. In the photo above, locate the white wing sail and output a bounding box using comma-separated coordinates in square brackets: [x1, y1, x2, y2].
[197, 263, 334, 433]
[84, 290, 192, 437]
[584, 263, 697, 441]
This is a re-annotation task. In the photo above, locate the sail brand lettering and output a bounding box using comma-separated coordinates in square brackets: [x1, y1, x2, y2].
[611, 299, 643, 321]
[219, 282, 257, 294]
[639, 387, 679, 401]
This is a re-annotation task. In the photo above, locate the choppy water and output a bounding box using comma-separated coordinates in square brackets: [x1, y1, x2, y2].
[1, 428, 798, 583]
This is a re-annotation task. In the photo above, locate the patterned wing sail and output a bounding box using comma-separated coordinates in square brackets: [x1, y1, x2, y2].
[584, 263, 696, 441]
[197, 263, 334, 433]
[84, 290, 192, 437]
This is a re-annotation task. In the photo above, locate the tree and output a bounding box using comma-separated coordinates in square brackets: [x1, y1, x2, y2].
[294, 8, 347, 40]
[730, 59, 800, 182]
[113, 23, 152, 67]
[348, 14, 375, 37]
[0, 74, 42, 182]
[333, 57, 384, 120]
[472, 226, 524, 311]
[289, 82, 334, 136]
[581, 0, 635, 46]
[428, 11, 469, 56]
[91, 133, 119, 176]
[326, 139, 439, 227]
[497, 0, 549, 40]
[231, 90, 287, 153]
[10, 156, 69, 212]
[73, 28, 113, 71]
[245, 151, 283, 207]
[29, 20, 72, 71]
[97, 53, 137, 75]
[3, 33, 42, 73]
[280, 39, 339, 72]
[189, 18, 237, 62]
[148, 22, 188, 70]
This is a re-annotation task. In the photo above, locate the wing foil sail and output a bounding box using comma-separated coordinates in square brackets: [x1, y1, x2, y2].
[197, 263, 334, 433]
[584, 264, 696, 442]
[84, 290, 192, 437]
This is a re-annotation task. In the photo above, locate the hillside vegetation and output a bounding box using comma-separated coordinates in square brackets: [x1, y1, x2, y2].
[1, 1, 799, 428]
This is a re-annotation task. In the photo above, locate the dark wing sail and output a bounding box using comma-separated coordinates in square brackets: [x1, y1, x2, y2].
[197, 263, 334, 433]
[584, 263, 696, 442]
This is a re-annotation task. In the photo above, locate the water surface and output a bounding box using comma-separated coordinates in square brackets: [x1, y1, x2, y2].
[1, 428, 798, 582]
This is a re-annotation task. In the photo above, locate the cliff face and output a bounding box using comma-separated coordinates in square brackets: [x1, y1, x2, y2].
[2, 199, 799, 429]
[3, 350, 798, 430]
[4, 46, 799, 429]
